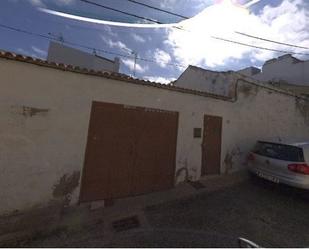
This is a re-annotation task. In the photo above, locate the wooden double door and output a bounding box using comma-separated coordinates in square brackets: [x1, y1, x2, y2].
[80, 101, 179, 202]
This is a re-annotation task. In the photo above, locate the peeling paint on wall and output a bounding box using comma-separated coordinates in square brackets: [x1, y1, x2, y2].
[295, 98, 309, 125]
[175, 157, 191, 183]
[53, 171, 80, 207]
[238, 84, 258, 98]
[22, 106, 49, 117]
[224, 147, 242, 174]
[175, 166, 189, 183]
[224, 153, 233, 173]
[11, 106, 50, 117]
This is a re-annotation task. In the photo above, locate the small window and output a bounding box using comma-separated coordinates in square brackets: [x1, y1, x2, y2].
[193, 128, 202, 138]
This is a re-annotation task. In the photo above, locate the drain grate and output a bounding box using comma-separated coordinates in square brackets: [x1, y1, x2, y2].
[112, 215, 140, 232]
[189, 180, 206, 190]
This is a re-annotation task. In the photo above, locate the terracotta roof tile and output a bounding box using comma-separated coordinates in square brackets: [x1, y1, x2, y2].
[0, 50, 230, 101]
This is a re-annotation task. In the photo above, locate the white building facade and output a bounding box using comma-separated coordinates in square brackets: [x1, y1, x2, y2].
[238, 54, 309, 85]
[1, 51, 309, 217]
[173, 65, 239, 97]
[47, 41, 120, 73]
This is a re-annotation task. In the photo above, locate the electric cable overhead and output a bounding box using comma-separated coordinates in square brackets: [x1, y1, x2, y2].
[235, 31, 309, 50]
[80, 0, 163, 24]
[127, 0, 189, 19]
[0, 23, 186, 68]
[2, 22, 308, 72]
[212, 36, 309, 56]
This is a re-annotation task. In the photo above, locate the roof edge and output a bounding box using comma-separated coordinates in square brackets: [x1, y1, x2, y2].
[0, 50, 230, 101]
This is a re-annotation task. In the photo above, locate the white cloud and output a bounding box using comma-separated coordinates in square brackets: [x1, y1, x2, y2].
[31, 46, 47, 57]
[55, 0, 75, 5]
[131, 33, 146, 43]
[159, 0, 178, 10]
[17, 48, 41, 59]
[121, 58, 149, 73]
[101, 36, 129, 51]
[28, 0, 45, 7]
[102, 26, 117, 37]
[143, 76, 176, 84]
[166, 0, 309, 69]
[153, 49, 172, 67]
[28, 0, 74, 7]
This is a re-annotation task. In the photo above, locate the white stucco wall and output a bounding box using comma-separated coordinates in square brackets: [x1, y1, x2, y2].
[239, 55, 309, 85]
[174, 66, 237, 97]
[47, 41, 120, 72]
[1, 58, 309, 215]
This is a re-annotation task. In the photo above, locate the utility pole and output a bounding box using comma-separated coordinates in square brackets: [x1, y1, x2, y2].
[122, 47, 138, 77]
[132, 51, 138, 77]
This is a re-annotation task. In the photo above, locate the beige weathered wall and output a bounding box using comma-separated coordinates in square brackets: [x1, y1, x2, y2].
[1, 58, 309, 215]
[174, 65, 237, 97]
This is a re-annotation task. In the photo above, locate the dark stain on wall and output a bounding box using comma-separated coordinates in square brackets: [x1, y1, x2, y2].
[53, 171, 80, 207]
[175, 166, 189, 183]
[224, 147, 242, 174]
[295, 98, 309, 125]
[22, 106, 49, 117]
[224, 153, 233, 174]
[238, 84, 258, 98]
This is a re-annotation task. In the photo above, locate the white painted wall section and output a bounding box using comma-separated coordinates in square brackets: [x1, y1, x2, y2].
[0, 58, 308, 215]
[174, 66, 237, 97]
[47, 41, 120, 72]
[238, 54, 309, 85]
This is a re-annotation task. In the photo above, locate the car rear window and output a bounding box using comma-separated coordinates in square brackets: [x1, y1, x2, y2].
[253, 141, 304, 162]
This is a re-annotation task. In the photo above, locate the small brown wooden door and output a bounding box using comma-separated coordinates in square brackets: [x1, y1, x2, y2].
[79, 101, 178, 202]
[201, 114, 222, 176]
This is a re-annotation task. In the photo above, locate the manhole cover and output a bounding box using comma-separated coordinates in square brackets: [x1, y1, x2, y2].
[189, 181, 206, 190]
[112, 215, 140, 232]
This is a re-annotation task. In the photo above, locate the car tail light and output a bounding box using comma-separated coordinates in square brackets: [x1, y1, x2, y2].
[247, 153, 255, 162]
[288, 164, 309, 175]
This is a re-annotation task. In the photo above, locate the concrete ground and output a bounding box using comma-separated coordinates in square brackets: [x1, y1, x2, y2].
[13, 171, 309, 247]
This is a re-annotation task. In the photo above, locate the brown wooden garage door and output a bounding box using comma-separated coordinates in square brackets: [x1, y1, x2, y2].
[79, 101, 179, 202]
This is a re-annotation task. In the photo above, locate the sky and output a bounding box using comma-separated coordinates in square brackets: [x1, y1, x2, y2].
[0, 0, 308, 83]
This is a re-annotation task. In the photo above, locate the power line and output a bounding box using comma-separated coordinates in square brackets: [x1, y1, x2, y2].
[127, 0, 189, 19]
[0, 23, 129, 58]
[80, 0, 163, 24]
[212, 36, 309, 56]
[0, 23, 186, 69]
[2, 22, 309, 75]
[235, 31, 309, 50]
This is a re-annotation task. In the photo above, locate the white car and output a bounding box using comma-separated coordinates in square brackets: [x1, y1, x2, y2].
[248, 141, 309, 190]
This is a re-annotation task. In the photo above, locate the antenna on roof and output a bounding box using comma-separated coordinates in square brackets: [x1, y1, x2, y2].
[48, 32, 64, 44]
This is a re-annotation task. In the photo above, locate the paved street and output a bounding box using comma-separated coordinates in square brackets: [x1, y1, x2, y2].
[21, 173, 309, 247]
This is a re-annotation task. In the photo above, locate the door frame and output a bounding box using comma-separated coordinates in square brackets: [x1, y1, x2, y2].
[201, 114, 223, 176]
[79, 101, 179, 203]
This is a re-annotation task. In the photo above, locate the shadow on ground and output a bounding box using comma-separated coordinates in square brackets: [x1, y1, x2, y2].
[18, 176, 309, 247]
[142, 178, 309, 248]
